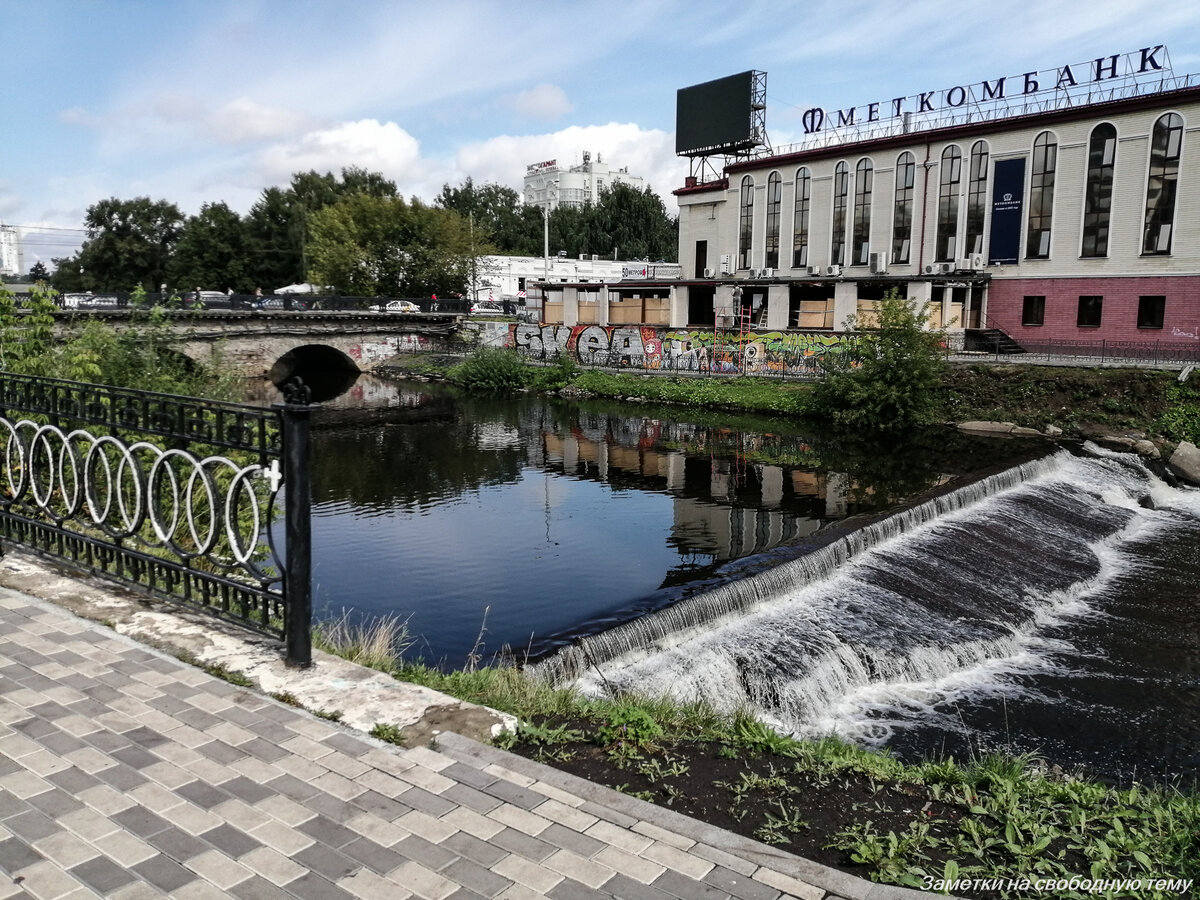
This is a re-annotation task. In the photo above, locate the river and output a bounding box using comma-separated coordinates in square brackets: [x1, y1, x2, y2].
[305, 377, 1200, 785]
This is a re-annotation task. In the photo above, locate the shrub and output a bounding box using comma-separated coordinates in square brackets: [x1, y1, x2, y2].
[452, 346, 530, 392]
[811, 289, 947, 431]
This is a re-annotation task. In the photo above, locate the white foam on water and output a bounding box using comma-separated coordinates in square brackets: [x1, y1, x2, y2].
[545, 447, 1200, 746]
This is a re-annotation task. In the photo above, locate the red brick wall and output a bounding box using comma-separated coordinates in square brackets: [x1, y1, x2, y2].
[988, 276, 1200, 346]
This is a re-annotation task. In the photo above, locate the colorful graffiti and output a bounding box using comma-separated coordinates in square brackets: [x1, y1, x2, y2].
[509, 324, 854, 376]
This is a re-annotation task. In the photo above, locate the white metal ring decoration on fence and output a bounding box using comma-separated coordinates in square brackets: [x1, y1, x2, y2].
[0, 419, 277, 580]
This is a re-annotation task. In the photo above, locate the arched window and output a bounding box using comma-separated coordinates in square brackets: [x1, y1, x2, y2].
[765, 172, 782, 269]
[792, 167, 811, 268]
[738, 175, 754, 269]
[831, 161, 849, 266]
[1143, 113, 1183, 255]
[1026, 131, 1057, 258]
[965, 141, 989, 257]
[1082, 124, 1116, 257]
[852, 158, 873, 265]
[892, 152, 915, 264]
[936, 146, 962, 262]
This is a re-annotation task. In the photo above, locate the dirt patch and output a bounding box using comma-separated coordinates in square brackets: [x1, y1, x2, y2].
[937, 365, 1177, 435]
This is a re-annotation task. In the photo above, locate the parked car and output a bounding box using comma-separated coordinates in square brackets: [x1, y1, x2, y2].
[184, 290, 233, 309]
[470, 301, 506, 316]
[254, 295, 308, 311]
[369, 300, 420, 313]
[60, 291, 122, 309]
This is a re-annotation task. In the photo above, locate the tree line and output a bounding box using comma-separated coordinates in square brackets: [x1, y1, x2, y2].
[45, 169, 678, 298]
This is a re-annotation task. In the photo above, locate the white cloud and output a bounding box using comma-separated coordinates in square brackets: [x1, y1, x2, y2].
[254, 119, 424, 185]
[208, 98, 320, 145]
[501, 84, 574, 120]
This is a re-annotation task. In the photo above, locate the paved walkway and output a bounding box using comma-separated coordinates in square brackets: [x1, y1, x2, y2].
[0, 586, 929, 900]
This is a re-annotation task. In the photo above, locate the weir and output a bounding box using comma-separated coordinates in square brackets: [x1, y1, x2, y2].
[530, 446, 1196, 743]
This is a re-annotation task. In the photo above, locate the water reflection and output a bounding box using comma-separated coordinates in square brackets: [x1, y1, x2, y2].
[307, 379, 1046, 667]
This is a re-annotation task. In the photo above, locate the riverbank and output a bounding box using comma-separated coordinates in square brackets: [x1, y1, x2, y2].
[379, 353, 1200, 454]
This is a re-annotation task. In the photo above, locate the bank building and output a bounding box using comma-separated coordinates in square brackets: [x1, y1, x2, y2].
[535, 46, 1200, 366]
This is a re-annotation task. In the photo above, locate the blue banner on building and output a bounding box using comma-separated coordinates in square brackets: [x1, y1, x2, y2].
[988, 158, 1026, 265]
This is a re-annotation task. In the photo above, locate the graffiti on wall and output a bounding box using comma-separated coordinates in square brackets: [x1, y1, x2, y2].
[509, 324, 854, 376]
[348, 335, 434, 365]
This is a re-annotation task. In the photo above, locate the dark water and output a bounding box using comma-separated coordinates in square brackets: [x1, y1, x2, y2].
[307, 378, 1200, 785]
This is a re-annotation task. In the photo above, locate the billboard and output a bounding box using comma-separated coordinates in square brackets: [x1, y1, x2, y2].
[676, 71, 759, 157]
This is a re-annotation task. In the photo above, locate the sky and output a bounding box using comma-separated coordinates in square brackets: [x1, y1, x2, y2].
[5, 0, 1200, 271]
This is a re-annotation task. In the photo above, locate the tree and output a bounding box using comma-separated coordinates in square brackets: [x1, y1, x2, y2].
[811, 289, 947, 431]
[28, 261, 50, 283]
[436, 179, 541, 255]
[168, 202, 248, 293]
[308, 194, 481, 297]
[244, 167, 398, 290]
[587, 183, 678, 261]
[51, 196, 184, 292]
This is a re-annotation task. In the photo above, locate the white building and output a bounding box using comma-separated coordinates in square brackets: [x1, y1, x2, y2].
[471, 254, 679, 317]
[0, 225, 20, 278]
[524, 152, 646, 211]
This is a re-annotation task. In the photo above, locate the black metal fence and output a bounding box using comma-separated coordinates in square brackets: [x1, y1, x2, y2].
[0, 372, 315, 666]
[40, 290, 472, 315]
[960, 337, 1200, 366]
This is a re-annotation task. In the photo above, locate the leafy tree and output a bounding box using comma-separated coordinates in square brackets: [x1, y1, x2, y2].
[28, 261, 50, 283]
[50, 196, 184, 293]
[811, 289, 947, 431]
[436, 178, 542, 255]
[244, 167, 398, 290]
[587, 183, 678, 261]
[308, 194, 482, 297]
[168, 202, 249, 293]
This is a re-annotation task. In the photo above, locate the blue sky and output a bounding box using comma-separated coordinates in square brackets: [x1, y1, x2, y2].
[5, 0, 1200, 270]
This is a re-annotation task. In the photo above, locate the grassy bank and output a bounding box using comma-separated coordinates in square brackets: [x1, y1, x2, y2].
[385, 350, 1200, 447]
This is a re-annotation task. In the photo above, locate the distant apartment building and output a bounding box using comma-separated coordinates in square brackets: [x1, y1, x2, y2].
[0, 225, 20, 277]
[523, 151, 645, 211]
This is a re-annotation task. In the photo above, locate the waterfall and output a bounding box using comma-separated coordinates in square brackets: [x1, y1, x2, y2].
[529, 445, 1190, 742]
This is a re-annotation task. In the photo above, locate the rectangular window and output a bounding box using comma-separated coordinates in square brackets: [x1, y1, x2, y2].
[1077, 295, 1103, 328]
[1021, 295, 1045, 326]
[1137, 295, 1166, 329]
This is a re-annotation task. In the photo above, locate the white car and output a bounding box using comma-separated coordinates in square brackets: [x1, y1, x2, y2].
[470, 301, 507, 316]
[369, 300, 420, 313]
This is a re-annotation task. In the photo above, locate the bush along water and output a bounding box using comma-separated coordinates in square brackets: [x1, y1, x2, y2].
[811, 288, 947, 431]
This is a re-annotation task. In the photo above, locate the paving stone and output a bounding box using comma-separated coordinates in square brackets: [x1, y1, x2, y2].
[291, 840, 362, 881]
[703, 865, 784, 900]
[131, 852, 199, 892]
[0, 591, 856, 900]
[440, 856, 513, 898]
[199, 822, 263, 858]
[68, 855, 139, 894]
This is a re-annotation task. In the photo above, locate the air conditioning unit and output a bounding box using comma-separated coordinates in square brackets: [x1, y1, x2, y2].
[924, 263, 952, 275]
[869, 252, 887, 274]
[957, 258, 973, 272]
[749, 268, 763, 278]
[762, 267, 773, 277]
[824, 264, 843, 277]
[720, 254, 732, 275]
[806, 265, 822, 276]
[702, 267, 715, 278]
[969, 253, 985, 270]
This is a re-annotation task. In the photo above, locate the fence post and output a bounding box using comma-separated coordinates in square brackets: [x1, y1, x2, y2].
[277, 378, 314, 668]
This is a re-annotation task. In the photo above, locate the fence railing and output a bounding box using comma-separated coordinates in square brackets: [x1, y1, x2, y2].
[959, 337, 1200, 366]
[34, 290, 472, 315]
[0, 372, 315, 665]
